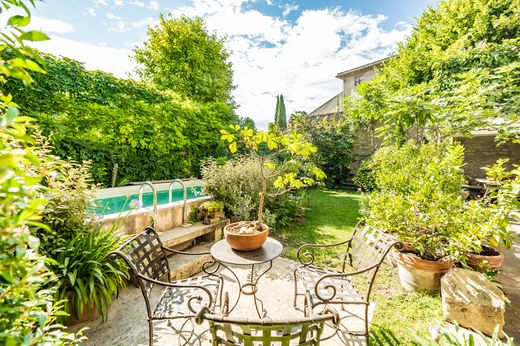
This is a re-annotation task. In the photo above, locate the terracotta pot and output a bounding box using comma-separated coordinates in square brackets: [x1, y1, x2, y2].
[393, 251, 454, 293]
[224, 221, 269, 251]
[467, 247, 504, 269]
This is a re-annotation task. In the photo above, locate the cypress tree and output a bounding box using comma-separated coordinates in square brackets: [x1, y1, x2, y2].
[276, 94, 287, 130]
[274, 95, 280, 126]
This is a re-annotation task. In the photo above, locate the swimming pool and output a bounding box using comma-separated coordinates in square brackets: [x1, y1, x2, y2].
[94, 185, 205, 215]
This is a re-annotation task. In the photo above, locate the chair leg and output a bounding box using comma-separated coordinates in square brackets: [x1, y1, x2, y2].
[148, 321, 154, 346]
[293, 268, 299, 307]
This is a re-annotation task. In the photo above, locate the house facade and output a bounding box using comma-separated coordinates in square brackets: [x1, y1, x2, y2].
[309, 59, 520, 179]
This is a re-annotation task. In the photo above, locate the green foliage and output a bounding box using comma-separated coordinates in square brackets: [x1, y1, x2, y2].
[201, 157, 305, 230]
[410, 322, 514, 346]
[2, 53, 238, 186]
[290, 112, 355, 188]
[274, 94, 287, 130]
[36, 152, 97, 247]
[239, 116, 256, 130]
[365, 141, 467, 260]
[49, 223, 129, 322]
[134, 15, 234, 104]
[353, 159, 377, 192]
[346, 0, 520, 144]
[0, 1, 82, 343]
[200, 200, 224, 212]
[220, 124, 325, 228]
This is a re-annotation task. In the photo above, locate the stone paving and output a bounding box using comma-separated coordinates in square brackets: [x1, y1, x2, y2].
[70, 257, 368, 345]
[71, 227, 520, 345]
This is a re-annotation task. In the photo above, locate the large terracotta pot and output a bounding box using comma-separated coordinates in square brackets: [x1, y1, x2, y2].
[467, 247, 504, 270]
[393, 251, 454, 293]
[224, 221, 269, 251]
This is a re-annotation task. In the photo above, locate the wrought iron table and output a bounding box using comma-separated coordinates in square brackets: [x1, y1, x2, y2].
[210, 237, 283, 318]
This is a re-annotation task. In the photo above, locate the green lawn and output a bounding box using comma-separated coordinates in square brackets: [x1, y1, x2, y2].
[275, 189, 443, 345]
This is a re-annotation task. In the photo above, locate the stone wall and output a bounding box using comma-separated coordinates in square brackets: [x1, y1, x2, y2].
[349, 132, 520, 180]
[456, 135, 520, 178]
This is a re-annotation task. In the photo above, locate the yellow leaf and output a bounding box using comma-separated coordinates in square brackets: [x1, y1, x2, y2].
[229, 142, 237, 153]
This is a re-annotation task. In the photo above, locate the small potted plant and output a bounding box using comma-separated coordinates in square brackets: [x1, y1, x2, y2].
[220, 124, 325, 251]
[199, 200, 224, 224]
[462, 160, 519, 271]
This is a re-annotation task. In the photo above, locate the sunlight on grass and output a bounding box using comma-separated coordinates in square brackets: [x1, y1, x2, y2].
[275, 188, 443, 345]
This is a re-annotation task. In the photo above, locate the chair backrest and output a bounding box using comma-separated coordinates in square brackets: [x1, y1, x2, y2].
[108, 227, 170, 300]
[345, 221, 399, 297]
[197, 309, 337, 346]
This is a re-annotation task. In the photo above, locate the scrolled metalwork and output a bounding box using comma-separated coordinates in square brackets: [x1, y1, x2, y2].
[314, 281, 337, 302]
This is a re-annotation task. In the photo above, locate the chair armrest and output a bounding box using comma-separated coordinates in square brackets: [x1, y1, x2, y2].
[162, 245, 211, 256]
[296, 238, 353, 266]
[313, 262, 380, 302]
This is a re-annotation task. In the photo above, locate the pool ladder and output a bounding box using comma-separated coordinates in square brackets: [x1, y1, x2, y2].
[138, 181, 158, 228]
[168, 179, 192, 227]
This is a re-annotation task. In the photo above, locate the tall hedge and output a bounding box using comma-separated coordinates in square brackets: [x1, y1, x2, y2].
[3, 53, 237, 186]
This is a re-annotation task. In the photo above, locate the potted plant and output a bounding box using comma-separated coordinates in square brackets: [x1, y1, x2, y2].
[363, 141, 468, 293]
[462, 160, 519, 271]
[199, 200, 224, 224]
[220, 124, 325, 251]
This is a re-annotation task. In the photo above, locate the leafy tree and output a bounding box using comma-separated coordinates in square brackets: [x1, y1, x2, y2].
[134, 15, 235, 104]
[239, 116, 256, 130]
[346, 0, 520, 144]
[0, 1, 81, 343]
[290, 112, 355, 187]
[221, 125, 325, 229]
[273, 94, 287, 130]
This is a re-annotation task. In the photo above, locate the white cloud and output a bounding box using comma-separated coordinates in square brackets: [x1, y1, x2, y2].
[130, 17, 157, 29]
[114, 0, 124, 5]
[29, 34, 136, 78]
[148, 1, 159, 10]
[173, 0, 411, 128]
[31, 1, 411, 129]
[28, 16, 75, 34]
[94, 0, 109, 6]
[128, 0, 145, 7]
[85, 8, 96, 16]
[106, 12, 122, 20]
[281, 3, 298, 17]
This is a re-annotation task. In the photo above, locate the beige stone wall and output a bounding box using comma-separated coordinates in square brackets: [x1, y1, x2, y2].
[456, 136, 520, 178]
[350, 127, 382, 174]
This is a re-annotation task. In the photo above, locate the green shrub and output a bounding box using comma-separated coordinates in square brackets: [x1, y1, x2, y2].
[365, 141, 467, 260]
[290, 113, 355, 188]
[201, 156, 305, 230]
[3, 53, 238, 186]
[50, 223, 129, 322]
[353, 159, 377, 192]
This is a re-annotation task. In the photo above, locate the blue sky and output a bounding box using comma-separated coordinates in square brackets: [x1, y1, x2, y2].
[20, 0, 435, 128]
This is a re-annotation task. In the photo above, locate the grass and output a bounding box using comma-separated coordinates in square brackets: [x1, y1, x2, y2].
[275, 188, 443, 345]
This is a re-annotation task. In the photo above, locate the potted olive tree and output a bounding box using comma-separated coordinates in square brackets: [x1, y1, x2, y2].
[220, 124, 325, 251]
[364, 141, 467, 293]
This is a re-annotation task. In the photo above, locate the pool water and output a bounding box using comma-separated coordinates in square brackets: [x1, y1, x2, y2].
[94, 186, 205, 215]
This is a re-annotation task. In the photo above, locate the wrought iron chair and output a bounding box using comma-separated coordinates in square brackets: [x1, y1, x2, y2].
[293, 221, 400, 341]
[108, 227, 223, 346]
[195, 295, 339, 346]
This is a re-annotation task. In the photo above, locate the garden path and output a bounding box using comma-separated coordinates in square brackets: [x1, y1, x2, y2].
[499, 222, 520, 339]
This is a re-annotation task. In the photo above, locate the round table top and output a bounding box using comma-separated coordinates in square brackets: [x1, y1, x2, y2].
[210, 237, 283, 265]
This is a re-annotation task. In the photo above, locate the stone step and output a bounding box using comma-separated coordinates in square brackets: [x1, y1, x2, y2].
[167, 241, 215, 281]
[159, 218, 228, 249]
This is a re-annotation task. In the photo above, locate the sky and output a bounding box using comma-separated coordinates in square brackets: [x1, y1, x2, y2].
[13, 0, 435, 129]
